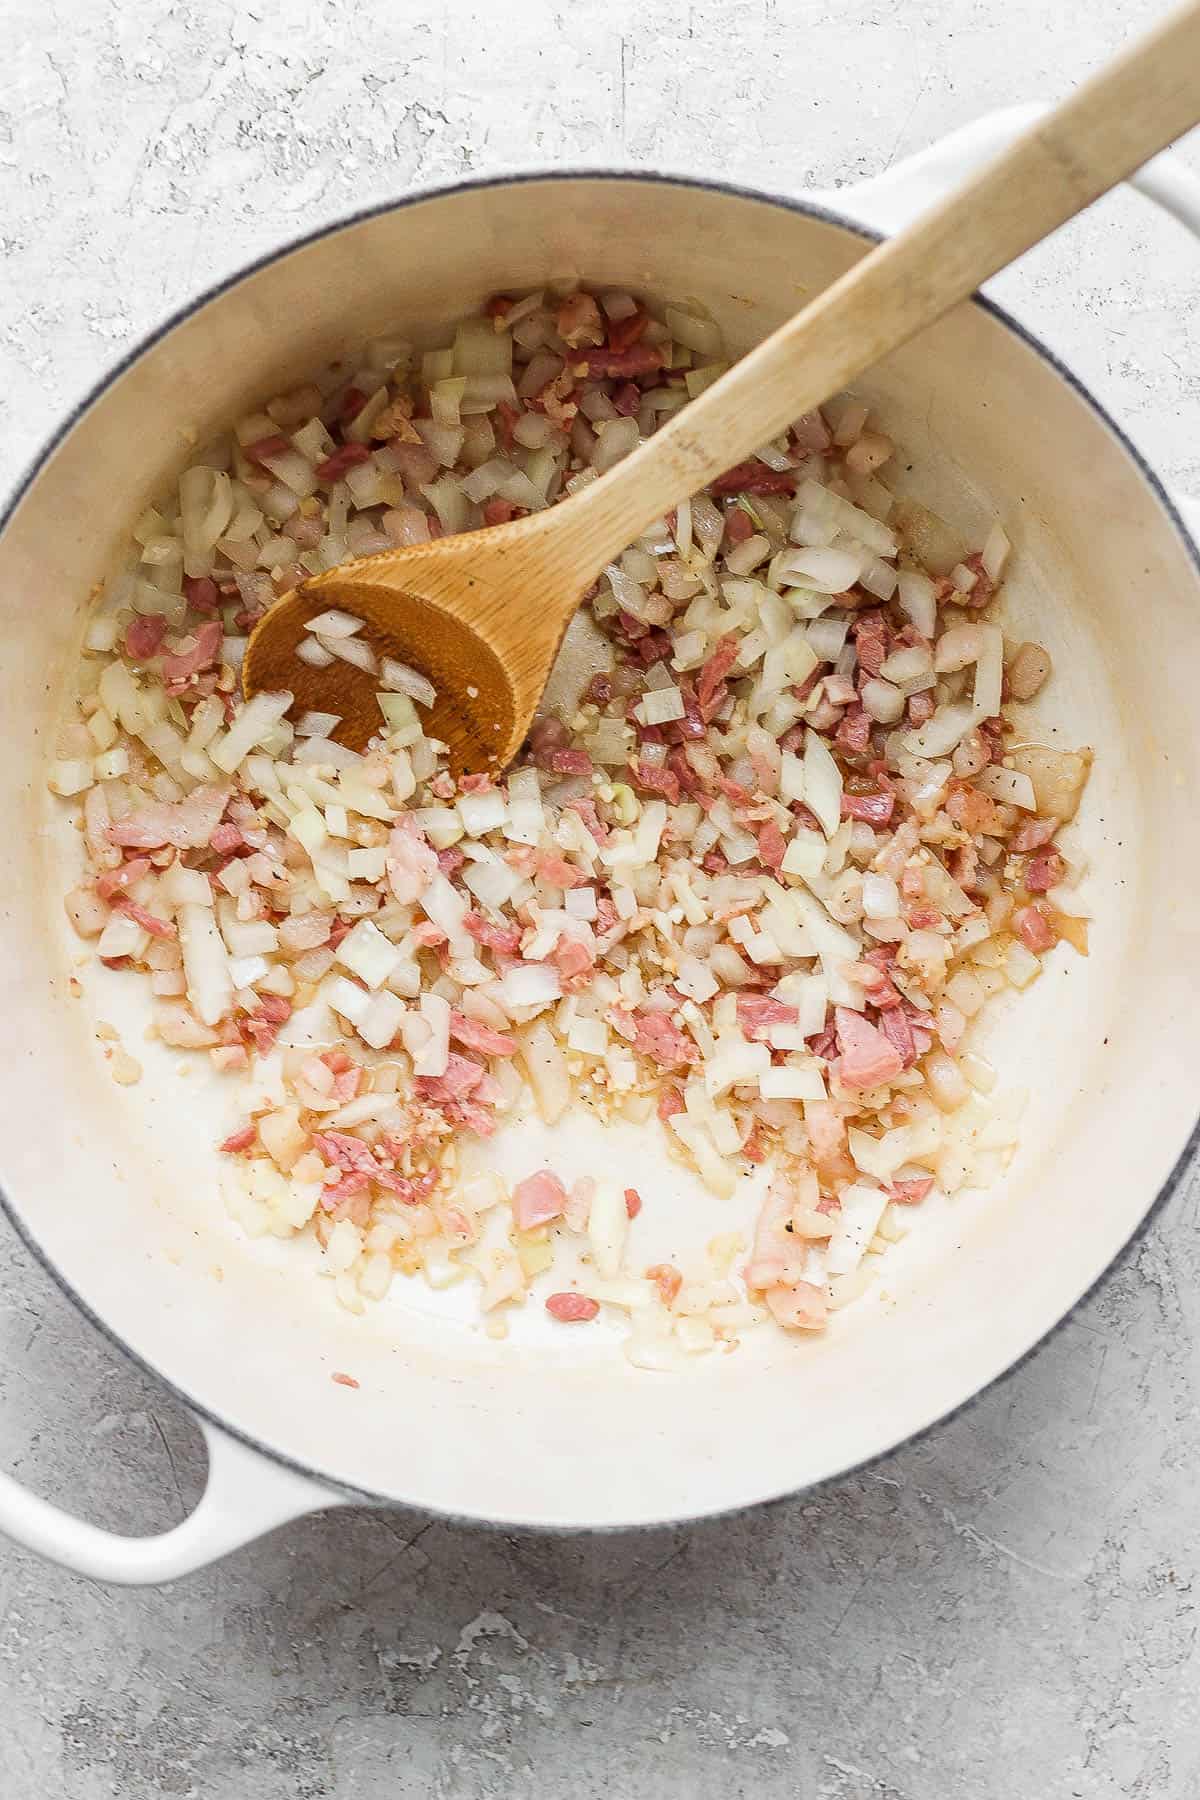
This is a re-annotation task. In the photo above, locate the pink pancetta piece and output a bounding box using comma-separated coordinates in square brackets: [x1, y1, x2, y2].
[443, 1097, 498, 1137]
[840, 789, 895, 825]
[320, 1171, 371, 1206]
[576, 344, 667, 380]
[96, 857, 151, 901]
[125, 613, 169, 660]
[723, 507, 756, 547]
[449, 1010, 518, 1057]
[117, 899, 176, 939]
[633, 1011, 699, 1070]
[219, 1124, 257, 1154]
[107, 783, 231, 851]
[545, 1291, 600, 1322]
[463, 912, 522, 956]
[877, 1004, 917, 1069]
[835, 705, 872, 755]
[736, 995, 799, 1037]
[744, 1183, 809, 1291]
[386, 816, 439, 904]
[634, 760, 681, 805]
[889, 1176, 935, 1205]
[315, 443, 372, 483]
[1025, 850, 1066, 893]
[160, 619, 223, 682]
[1010, 816, 1058, 854]
[756, 820, 786, 870]
[536, 853, 585, 889]
[1014, 903, 1055, 953]
[513, 1169, 567, 1231]
[551, 934, 594, 989]
[414, 1053, 486, 1105]
[312, 1131, 377, 1175]
[696, 635, 739, 712]
[833, 1007, 905, 1092]
[709, 459, 797, 497]
[765, 1282, 830, 1332]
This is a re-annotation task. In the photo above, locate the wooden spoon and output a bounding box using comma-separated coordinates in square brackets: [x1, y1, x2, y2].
[244, 0, 1200, 772]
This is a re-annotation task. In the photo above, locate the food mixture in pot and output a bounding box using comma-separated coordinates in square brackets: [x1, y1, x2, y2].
[52, 286, 1091, 1369]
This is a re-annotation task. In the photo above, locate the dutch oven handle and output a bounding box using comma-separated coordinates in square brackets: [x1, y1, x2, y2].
[827, 101, 1200, 542]
[0, 1420, 347, 1585]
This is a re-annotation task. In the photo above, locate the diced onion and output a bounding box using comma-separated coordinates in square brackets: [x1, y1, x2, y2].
[297, 638, 336, 669]
[779, 546, 864, 594]
[498, 963, 562, 1010]
[379, 658, 436, 707]
[307, 608, 364, 640]
[803, 728, 843, 837]
[896, 569, 937, 639]
[981, 522, 1011, 581]
[295, 711, 342, 738]
[975, 765, 1036, 810]
[178, 902, 234, 1025]
[212, 692, 293, 774]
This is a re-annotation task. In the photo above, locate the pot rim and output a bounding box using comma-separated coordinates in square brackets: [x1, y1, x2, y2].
[3, 164, 1197, 1535]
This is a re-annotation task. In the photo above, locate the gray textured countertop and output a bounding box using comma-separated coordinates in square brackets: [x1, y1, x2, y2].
[2, 2, 1200, 1794]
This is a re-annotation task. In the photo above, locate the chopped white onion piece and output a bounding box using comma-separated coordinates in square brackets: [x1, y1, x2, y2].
[421, 872, 469, 945]
[862, 872, 900, 919]
[178, 902, 234, 1026]
[635, 685, 686, 726]
[705, 1038, 769, 1099]
[48, 759, 95, 797]
[860, 678, 904, 725]
[896, 569, 937, 639]
[211, 691, 293, 774]
[337, 919, 403, 990]
[458, 788, 507, 835]
[295, 711, 342, 738]
[975, 765, 1037, 810]
[588, 1181, 628, 1279]
[325, 635, 379, 677]
[779, 546, 864, 594]
[825, 1183, 888, 1275]
[358, 989, 407, 1051]
[505, 767, 544, 846]
[567, 1015, 608, 1056]
[97, 912, 149, 961]
[758, 1063, 826, 1101]
[781, 829, 826, 881]
[306, 608, 364, 639]
[807, 617, 849, 662]
[880, 645, 932, 685]
[803, 728, 843, 837]
[410, 992, 450, 1077]
[981, 522, 1011, 581]
[498, 962, 562, 1010]
[972, 625, 1004, 719]
[297, 637, 336, 669]
[903, 701, 977, 760]
[379, 658, 436, 708]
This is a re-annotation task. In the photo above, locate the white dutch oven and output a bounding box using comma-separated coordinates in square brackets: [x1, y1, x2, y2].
[2, 108, 1199, 1583]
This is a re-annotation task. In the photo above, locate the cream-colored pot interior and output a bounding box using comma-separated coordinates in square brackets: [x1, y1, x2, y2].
[2, 174, 1197, 1531]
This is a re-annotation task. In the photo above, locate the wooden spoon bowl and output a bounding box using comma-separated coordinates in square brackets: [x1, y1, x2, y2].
[243, 537, 533, 773]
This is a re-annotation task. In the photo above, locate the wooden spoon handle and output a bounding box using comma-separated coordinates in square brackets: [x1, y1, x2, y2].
[560, 0, 1200, 574]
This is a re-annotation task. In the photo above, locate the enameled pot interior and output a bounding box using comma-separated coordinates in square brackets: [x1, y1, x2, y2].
[1, 176, 1197, 1528]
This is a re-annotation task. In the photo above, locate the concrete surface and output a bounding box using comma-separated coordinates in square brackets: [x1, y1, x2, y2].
[2, 0, 1200, 1794]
